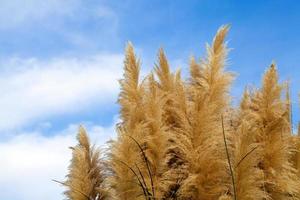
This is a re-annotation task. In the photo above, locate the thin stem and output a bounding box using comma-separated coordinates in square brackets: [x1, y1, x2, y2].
[221, 115, 237, 200]
[114, 159, 148, 200]
[135, 163, 152, 199]
[235, 146, 258, 168]
[127, 135, 155, 198]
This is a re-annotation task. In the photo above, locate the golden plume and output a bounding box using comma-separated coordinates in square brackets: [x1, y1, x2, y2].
[109, 43, 147, 200]
[246, 64, 300, 199]
[153, 47, 192, 199]
[175, 25, 235, 199]
[231, 89, 269, 200]
[61, 126, 107, 200]
[118, 42, 145, 127]
[297, 123, 300, 177]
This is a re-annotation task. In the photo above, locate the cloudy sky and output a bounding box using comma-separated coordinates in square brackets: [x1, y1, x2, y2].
[1, 0, 300, 199]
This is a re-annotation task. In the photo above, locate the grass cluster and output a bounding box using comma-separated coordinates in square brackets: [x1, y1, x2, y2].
[57, 25, 300, 200]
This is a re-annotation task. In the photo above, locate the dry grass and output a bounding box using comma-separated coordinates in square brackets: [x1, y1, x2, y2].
[58, 25, 300, 200]
[56, 126, 108, 200]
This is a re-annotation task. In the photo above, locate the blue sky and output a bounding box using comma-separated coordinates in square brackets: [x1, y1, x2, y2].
[1, 0, 300, 199]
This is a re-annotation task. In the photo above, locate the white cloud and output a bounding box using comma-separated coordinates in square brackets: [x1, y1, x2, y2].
[0, 0, 117, 30]
[0, 53, 123, 131]
[0, 121, 117, 200]
[0, 0, 79, 29]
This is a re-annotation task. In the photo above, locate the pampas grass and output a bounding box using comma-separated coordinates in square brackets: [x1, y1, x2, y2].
[58, 25, 300, 200]
[296, 124, 300, 177]
[109, 43, 148, 200]
[173, 25, 234, 200]
[248, 64, 299, 199]
[57, 126, 108, 200]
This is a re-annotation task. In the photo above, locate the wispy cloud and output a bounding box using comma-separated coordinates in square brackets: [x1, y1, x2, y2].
[0, 0, 79, 29]
[0, 53, 123, 131]
[0, 0, 120, 57]
[0, 120, 117, 200]
[0, 0, 118, 29]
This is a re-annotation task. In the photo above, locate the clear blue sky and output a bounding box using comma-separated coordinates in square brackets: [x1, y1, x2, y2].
[1, 1, 300, 199]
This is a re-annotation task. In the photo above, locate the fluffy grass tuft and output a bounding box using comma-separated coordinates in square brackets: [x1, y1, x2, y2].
[58, 25, 300, 200]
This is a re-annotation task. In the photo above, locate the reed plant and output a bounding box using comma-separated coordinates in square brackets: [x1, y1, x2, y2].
[58, 25, 300, 200]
